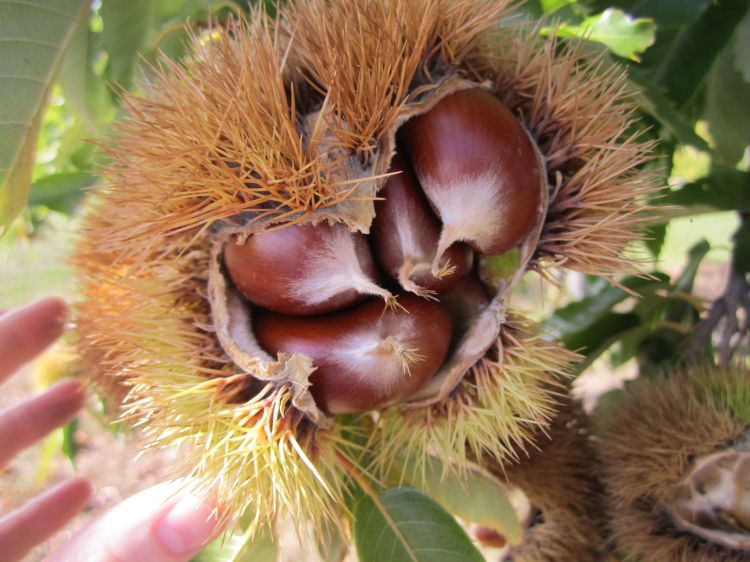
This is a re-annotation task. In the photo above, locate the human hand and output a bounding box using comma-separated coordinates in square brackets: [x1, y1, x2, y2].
[0, 298, 220, 561]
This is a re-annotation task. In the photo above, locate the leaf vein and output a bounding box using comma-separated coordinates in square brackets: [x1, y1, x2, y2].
[0, 74, 45, 82]
[0, 37, 59, 49]
[0, 0, 75, 18]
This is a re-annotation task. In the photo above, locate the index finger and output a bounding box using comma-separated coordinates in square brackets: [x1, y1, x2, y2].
[0, 298, 69, 384]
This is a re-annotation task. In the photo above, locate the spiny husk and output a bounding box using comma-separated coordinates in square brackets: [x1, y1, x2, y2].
[490, 26, 658, 279]
[75, 212, 217, 408]
[287, 0, 659, 277]
[75, 209, 367, 530]
[93, 13, 350, 261]
[205, 0, 550, 425]
[595, 367, 750, 562]
[286, 0, 512, 160]
[486, 397, 608, 562]
[374, 315, 577, 479]
[129, 380, 367, 531]
[664, 449, 750, 550]
[501, 511, 605, 562]
[75, 0, 659, 531]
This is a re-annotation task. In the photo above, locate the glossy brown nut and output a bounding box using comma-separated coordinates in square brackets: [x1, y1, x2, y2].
[253, 294, 453, 414]
[372, 152, 473, 297]
[474, 526, 507, 549]
[224, 223, 389, 316]
[399, 88, 543, 259]
[438, 275, 491, 337]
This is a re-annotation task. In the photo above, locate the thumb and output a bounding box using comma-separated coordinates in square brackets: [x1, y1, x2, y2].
[46, 481, 220, 562]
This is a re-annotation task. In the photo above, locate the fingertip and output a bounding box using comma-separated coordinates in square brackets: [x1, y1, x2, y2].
[38, 296, 69, 316]
[23, 297, 70, 338]
[47, 481, 221, 562]
[41, 378, 87, 426]
[156, 492, 220, 555]
[67, 476, 95, 501]
[0, 476, 94, 562]
[52, 378, 87, 407]
[39, 297, 70, 338]
[52, 476, 95, 516]
[0, 297, 71, 383]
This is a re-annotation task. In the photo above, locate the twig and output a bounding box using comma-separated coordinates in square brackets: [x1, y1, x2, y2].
[687, 267, 750, 365]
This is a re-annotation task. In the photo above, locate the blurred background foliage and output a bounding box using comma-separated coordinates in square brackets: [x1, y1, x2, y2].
[0, 0, 749, 560]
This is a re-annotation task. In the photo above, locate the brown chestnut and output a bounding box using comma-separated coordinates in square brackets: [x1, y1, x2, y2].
[398, 88, 543, 268]
[474, 526, 507, 549]
[371, 152, 473, 297]
[253, 294, 452, 414]
[224, 223, 394, 315]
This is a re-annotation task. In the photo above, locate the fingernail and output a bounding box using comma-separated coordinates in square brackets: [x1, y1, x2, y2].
[156, 493, 218, 554]
[55, 378, 87, 408]
[34, 297, 69, 339]
[49, 298, 70, 337]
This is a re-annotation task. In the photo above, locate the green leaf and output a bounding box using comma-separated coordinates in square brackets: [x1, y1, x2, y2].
[733, 220, 750, 275]
[663, 167, 750, 213]
[70, 142, 98, 171]
[148, 2, 244, 63]
[482, 248, 520, 283]
[61, 418, 79, 465]
[637, 329, 686, 374]
[631, 0, 709, 29]
[551, 8, 656, 60]
[59, 11, 113, 131]
[192, 525, 277, 562]
[610, 324, 658, 367]
[354, 488, 484, 562]
[644, 222, 667, 258]
[704, 40, 750, 165]
[563, 312, 642, 372]
[604, 251, 708, 370]
[149, 20, 191, 62]
[610, 293, 674, 367]
[36, 427, 64, 483]
[629, 70, 711, 151]
[404, 456, 523, 546]
[28, 172, 96, 213]
[674, 239, 710, 294]
[544, 273, 670, 340]
[101, 0, 153, 91]
[664, 239, 709, 325]
[0, 0, 90, 233]
[652, 0, 750, 108]
[733, 10, 750, 83]
[540, 0, 576, 14]
[154, 0, 198, 21]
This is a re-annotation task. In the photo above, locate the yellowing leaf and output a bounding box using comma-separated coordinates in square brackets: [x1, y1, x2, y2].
[550, 8, 656, 61]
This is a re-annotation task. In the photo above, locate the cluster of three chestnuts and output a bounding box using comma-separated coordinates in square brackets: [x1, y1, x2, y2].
[224, 88, 543, 415]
